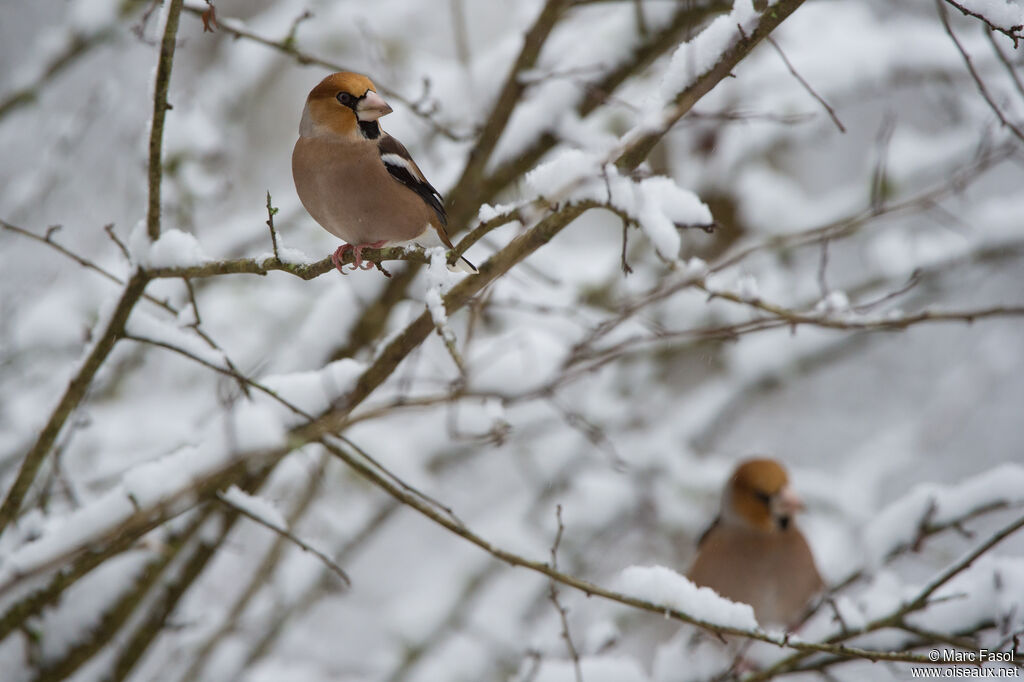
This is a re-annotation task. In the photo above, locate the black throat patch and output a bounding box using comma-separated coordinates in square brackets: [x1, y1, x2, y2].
[359, 120, 381, 139]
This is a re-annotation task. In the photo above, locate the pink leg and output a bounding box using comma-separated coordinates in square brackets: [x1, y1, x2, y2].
[331, 244, 354, 274]
[351, 240, 387, 271]
[331, 241, 387, 274]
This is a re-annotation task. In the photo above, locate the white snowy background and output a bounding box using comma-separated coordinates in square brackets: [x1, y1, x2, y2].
[1, 0, 1023, 680]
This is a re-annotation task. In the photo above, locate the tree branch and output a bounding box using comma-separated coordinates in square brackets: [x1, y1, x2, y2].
[0, 272, 150, 535]
[146, 0, 185, 241]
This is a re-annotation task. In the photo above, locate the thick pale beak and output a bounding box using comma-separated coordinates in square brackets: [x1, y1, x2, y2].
[773, 486, 805, 518]
[357, 91, 393, 121]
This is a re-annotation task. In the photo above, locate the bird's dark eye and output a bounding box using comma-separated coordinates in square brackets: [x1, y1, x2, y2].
[754, 491, 772, 506]
[336, 92, 355, 107]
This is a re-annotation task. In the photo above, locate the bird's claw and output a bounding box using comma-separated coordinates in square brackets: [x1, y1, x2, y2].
[331, 241, 388, 275]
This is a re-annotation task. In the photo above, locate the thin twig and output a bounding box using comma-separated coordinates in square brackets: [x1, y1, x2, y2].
[316, 439, 937, 665]
[548, 505, 584, 682]
[938, 0, 1024, 145]
[942, 0, 1024, 47]
[766, 35, 845, 133]
[1, 218, 176, 315]
[985, 29, 1024, 99]
[265, 190, 280, 260]
[104, 223, 131, 261]
[216, 492, 351, 586]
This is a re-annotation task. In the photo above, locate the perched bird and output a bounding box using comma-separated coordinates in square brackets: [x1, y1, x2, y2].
[292, 72, 476, 274]
[688, 458, 824, 627]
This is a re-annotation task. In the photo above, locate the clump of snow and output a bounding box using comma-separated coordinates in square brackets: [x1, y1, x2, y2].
[660, 1, 753, 102]
[526, 151, 711, 261]
[618, 565, 760, 630]
[261, 359, 365, 421]
[425, 247, 455, 332]
[478, 202, 520, 222]
[144, 229, 212, 268]
[526, 149, 603, 200]
[222, 485, 288, 529]
[682, 257, 709, 278]
[257, 245, 319, 267]
[815, 290, 850, 313]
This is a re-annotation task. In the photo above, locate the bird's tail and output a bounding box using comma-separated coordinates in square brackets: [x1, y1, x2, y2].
[449, 256, 478, 274]
[408, 230, 478, 274]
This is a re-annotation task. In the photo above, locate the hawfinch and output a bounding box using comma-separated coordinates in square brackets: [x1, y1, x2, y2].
[291, 72, 476, 273]
[688, 458, 824, 627]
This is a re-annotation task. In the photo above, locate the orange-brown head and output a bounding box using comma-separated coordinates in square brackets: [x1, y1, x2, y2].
[299, 72, 393, 139]
[722, 458, 805, 533]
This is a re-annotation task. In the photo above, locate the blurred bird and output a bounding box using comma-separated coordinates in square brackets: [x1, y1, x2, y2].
[292, 72, 476, 274]
[688, 458, 824, 628]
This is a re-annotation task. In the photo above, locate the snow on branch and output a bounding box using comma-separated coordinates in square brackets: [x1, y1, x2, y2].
[526, 150, 712, 261]
[942, 0, 1024, 46]
[864, 464, 1024, 567]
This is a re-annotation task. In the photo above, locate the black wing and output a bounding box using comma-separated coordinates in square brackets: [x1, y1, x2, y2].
[377, 134, 448, 229]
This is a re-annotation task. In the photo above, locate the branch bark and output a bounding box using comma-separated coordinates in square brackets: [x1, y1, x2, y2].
[146, 0, 185, 241]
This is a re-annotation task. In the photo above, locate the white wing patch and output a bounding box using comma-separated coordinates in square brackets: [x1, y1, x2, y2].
[380, 153, 422, 180]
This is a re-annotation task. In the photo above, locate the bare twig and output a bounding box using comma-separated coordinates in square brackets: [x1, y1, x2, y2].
[942, 0, 1024, 47]
[985, 28, 1024, 99]
[265, 190, 280, 260]
[938, 0, 1024, 145]
[104, 223, 131, 261]
[216, 491, 351, 586]
[316, 439, 938, 665]
[1, 218, 176, 315]
[548, 505, 583, 682]
[766, 35, 846, 133]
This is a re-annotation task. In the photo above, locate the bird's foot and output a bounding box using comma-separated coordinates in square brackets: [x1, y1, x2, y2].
[331, 241, 388, 274]
[352, 240, 387, 271]
[331, 244, 353, 274]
